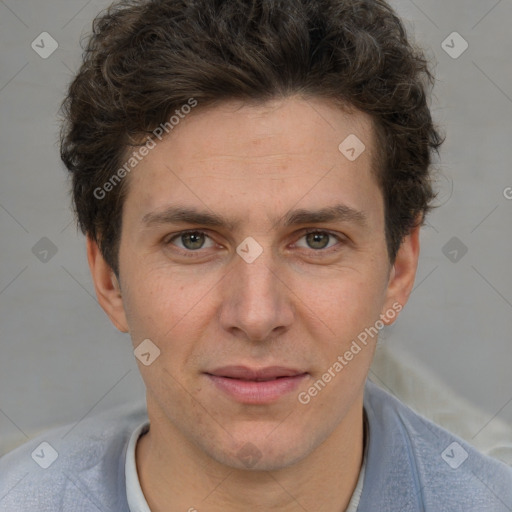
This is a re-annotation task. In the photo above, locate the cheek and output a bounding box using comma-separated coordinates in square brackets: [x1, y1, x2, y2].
[292, 268, 388, 338]
[121, 265, 220, 347]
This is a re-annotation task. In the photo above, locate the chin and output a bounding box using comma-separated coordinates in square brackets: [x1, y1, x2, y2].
[201, 426, 317, 471]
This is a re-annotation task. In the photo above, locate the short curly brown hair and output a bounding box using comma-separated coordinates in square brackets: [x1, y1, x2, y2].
[60, 0, 443, 275]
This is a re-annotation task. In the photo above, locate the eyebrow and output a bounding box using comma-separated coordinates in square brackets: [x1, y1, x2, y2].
[141, 203, 367, 230]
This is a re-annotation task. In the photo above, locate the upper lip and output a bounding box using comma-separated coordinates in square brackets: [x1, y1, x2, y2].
[206, 366, 307, 381]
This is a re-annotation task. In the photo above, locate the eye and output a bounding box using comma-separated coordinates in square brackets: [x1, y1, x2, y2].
[295, 230, 341, 251]
[167, 231, 215, 251]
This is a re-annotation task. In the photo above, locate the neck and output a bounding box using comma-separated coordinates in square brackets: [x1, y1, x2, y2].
[136, 396, 365, 512]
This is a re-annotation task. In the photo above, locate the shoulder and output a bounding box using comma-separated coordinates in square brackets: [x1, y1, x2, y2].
[0, 402, 147, 512]
[362, 380, 512, 511]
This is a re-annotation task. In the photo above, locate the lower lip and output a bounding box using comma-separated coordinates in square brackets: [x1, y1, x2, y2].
[206, 374, 308, 404]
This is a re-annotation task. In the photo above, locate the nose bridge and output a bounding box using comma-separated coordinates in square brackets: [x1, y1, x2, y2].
[219, 242, 293, 341]
[238, 250, 277, 302]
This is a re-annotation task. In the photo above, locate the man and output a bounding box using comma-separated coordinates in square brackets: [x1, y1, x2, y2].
[1, 0, 511, 510]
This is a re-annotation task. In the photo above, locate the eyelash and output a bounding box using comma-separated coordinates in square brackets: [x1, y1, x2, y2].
[164, 229, 344, 257]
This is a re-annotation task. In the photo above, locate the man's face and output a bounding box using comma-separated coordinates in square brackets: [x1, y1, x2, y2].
[96, 97, 414, 470]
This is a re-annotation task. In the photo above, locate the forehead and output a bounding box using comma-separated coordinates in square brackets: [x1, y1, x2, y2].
[159, 97, 376, 167]
[121, 96, 383, 229]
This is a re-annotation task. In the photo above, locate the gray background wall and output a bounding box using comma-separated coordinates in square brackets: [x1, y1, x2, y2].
[1, 0, 511, 454]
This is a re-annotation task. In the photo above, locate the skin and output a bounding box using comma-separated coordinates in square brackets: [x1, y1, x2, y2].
[87, 96, 420, 511]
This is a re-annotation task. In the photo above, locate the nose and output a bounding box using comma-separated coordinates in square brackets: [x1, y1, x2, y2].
[218, 246, 294, 343]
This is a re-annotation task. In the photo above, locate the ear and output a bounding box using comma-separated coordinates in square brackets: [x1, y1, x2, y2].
[86, 235, 129, 333]
[381, 223, 420, 325]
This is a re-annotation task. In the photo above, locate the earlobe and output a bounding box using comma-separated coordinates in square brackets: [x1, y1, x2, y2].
[381, 224, 421, 325]
[86, 236, 129, 333]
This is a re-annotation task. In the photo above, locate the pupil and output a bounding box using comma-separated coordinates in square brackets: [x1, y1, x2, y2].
[184, 232, 204, 250]
[307, 232, 329, 249]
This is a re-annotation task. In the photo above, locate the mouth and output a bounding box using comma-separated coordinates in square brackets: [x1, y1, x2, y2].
[204, 366, 309, 404]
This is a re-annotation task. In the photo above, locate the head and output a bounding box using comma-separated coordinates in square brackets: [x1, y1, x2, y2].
[60, 0, 442, 471]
